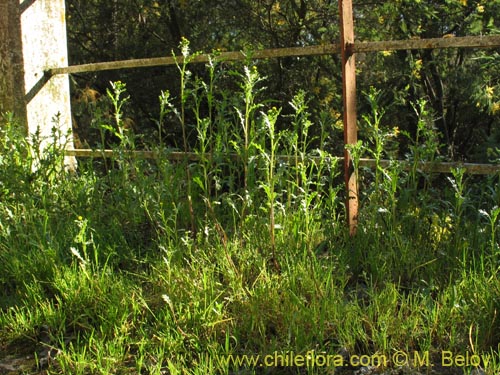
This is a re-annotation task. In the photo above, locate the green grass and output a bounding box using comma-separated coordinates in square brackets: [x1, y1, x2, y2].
[1, 49, 500, 374]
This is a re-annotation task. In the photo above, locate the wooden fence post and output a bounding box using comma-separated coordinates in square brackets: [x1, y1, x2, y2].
[0, 0, 76, 169]
[339, 0, 359, 236]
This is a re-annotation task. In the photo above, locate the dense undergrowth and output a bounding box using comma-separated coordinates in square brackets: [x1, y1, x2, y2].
[1, 41, 500, 374]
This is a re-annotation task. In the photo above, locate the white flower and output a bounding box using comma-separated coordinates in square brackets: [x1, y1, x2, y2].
[70, 246, 87, 265]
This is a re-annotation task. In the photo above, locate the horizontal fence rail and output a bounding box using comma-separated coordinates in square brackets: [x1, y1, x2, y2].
[66, 149, 500, 175]
[46, 44, 340, 76]
[46, 35, 500, 76]
[352, 34, 500, 53]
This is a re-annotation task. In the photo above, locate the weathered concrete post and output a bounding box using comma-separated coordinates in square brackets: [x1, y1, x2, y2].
[1, 0, 76, 169]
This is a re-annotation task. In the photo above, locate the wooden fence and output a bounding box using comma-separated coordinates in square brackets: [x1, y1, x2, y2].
[64, 149, 500, 176]
[9, 0, 500, 234]
[47, 35, 500, 76]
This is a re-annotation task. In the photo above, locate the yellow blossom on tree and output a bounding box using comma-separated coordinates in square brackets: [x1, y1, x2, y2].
[412, 59, 423, 79]
[486, 86, 494, 99]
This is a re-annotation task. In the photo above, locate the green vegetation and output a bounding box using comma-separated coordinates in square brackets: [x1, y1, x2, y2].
[1, 49, 500, 374]
[67, 0, 500, 163]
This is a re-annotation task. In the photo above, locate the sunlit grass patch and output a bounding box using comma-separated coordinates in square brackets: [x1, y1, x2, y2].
[1, 53, 500, 374]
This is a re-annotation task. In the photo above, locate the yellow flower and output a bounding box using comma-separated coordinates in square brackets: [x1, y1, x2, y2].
[492, 102, 500, 114]
[333, 119, 344, 130]
[476, 4, 484, 13]
[378, 16, 385, 25]
[460, 0, 467, 6]
[486, 86, 494, 99]
[77, 215, 83, 221]
[393, 126, 400, 136]
[412, 59, 423, 79]
[381, 50, 393, 57]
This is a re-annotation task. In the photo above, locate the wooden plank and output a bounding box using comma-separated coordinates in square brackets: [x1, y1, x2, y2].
[354, 35, 500, 53]
[47, 44, 341, 76]
[339, 0, 359, 236]
[65, 149, 500, 175]
[66, 149, 201, 161]
[45, 35, 500, 77]
[358, 159, 500, 175]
